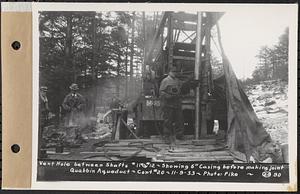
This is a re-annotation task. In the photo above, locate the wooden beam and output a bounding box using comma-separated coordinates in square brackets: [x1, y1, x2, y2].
[173, 21, 196, 31]
[146, 12, 169, 63]
[174, 42, 196, 51]
[192, 139, 216, 145]
[173, 12, 197, 22]
[173, 55, 195, 61]
[167, 14, 174, 69]
[174, 50, 195, 58]
[194, 12, 202, 140]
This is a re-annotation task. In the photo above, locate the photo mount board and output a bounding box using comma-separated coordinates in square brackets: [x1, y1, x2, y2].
[1, 2, 298, 191]
[1, 2, 32, 189]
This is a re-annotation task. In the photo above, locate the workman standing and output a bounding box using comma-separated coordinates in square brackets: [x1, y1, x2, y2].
[62, 83, 86, 138]
[39, 86, 50, 158]
[159, 66, 185, 143]
[39, 86, 50, 127]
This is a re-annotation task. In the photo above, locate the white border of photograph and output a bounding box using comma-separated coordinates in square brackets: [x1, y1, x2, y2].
[31, 2, 298, 191]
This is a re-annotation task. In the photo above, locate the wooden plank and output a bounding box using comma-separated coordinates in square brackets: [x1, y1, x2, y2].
[118, 150, 158, 158]
[173, 55, 195, 61]
[102, 143, 221, 149]
[104, 147, 142, 151]
[79, 152, 108, 158]
[190, 146, 225, 152]
[121, 138, 194, 145]
[152, 144, 198, 148]
[167, 13, 174, 70]
[150, 135, 163, 140]
[117, 138, 153, 142]
[80, 151, 107, 154]
[164, 145, 222, 153]
[85, 157, 111, 161]
[164, 151, 230, 157]
[163, 156, 233, 162]
[192, 139, 216, 145]
[156, 144, 220, 149]
[103, 142, 130, 147]
[46, 151, 70, 155]
[96, 147, 139, 152]
[208, 150, 231, 156]
[174, 50, 195, 57]
[183, 135, 195, 139]
[173, 12, 197, 22]
[173, 12, 224, 27]
[174, 42, 196, 51]
[213, 155, 234, 160]
[173, 21, 196, 31]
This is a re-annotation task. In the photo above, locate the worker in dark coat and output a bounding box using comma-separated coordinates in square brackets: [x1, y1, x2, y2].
[39, 86, 50, 158]
[159, 67, 185, 143]
[62, 83, 86, 127]
[39, 86, 50, 126]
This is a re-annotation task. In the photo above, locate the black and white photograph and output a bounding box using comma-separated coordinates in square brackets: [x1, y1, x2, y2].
[32, 3, 297, 191]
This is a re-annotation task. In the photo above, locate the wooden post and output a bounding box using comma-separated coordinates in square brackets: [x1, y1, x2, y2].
[125, 41, 129, 99]
[92, 12, 98, 114]
[194, 12, 202, 139]
[167, 13, 174, 70]
[200, 16, 211, 137]
[130, 12, 135, 97]
[142, 12, 146, 79]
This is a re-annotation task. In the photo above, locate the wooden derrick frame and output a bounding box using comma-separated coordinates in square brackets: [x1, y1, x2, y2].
[138, 11, 224, 138]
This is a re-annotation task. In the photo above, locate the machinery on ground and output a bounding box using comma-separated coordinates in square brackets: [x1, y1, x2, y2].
[125, 12, 227, 139]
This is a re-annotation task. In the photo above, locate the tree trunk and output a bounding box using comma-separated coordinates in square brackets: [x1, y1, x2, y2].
[116, 48, 121, 98]
[65, 13, 74, 82]
[129, 12, 135, 97]
[91, 12, 98, 114]
[141, 12, 147, 93]
[125, 41, 129, 99]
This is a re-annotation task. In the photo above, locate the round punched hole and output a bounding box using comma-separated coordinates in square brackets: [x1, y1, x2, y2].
[11, 144, 20, 153]
[11, 41, 21, 50]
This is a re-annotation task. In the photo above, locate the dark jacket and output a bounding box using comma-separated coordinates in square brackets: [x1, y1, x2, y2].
[39, 93, 49, 118]
[159, 75, 182, 108]
[62, 92, 85, 112]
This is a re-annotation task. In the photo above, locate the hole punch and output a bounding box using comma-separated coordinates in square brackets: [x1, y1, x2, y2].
[11, 41, 21, 50]
[11, 144, 20, 153]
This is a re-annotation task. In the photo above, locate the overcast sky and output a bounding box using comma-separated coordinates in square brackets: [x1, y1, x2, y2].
[218, 9, 289, 79]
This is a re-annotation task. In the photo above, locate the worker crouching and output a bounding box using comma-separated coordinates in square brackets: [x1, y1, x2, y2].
[159, 67, 185, 144]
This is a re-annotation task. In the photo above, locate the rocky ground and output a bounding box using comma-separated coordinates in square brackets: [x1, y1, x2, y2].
[44, 79, 289, 150]
[244, 79, 288, 144]
[82, 79, 289, 145]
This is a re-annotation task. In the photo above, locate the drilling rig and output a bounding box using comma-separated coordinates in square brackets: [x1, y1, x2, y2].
[132, 11, 227, 139]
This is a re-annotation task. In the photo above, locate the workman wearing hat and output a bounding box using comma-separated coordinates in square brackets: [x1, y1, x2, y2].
[39, 86, 50, 158]
[40, 86, 50, 123]
[62, 83, 86, 128]
[159, 66, 185, 144]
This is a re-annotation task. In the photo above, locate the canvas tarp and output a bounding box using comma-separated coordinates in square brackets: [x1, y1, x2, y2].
[216, 24, 272, 160]
[222, 57, 272, 159]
